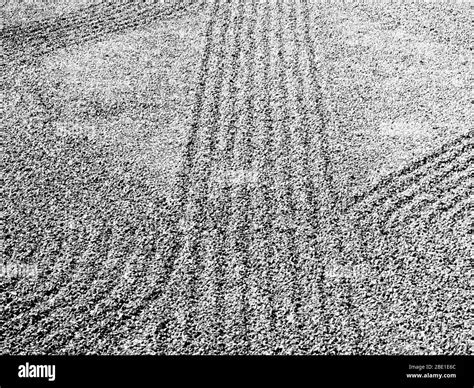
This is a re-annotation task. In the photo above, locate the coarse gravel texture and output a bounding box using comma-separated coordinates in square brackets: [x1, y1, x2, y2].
[1, 0, 473, 355]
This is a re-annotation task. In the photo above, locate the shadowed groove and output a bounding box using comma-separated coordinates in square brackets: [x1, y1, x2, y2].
[76, 200, 177, 354]
[301, 0, 337, 352]
[285, 0, 310, 353]
[215, 0, 250, 354]
[400, 178, 473, 229]
[301, 0, 334, 203]
[1, 0, 201, 65]
[338, 130, 472, 354]
[4, 0, 471, 356]
[344, 132, 473, 213]
[265, 0, 301, 353]
[174, 0, 220, 211]
[2, 124, 152, 351]
[209, 0, 246, 353]
[222, 0, 258, 354]
[166, 0, 231, 354]
[34, 201, 173, 354]
[190, 0, 235, 354]
[119, 0, 220, 354]
[439, 196, 473, 225]
[381, 158, 473, 231]
[246, 0, 275, 354]
[2, 133, 174, 353]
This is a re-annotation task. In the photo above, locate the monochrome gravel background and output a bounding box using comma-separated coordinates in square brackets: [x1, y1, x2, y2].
[1, 0, 472, 355]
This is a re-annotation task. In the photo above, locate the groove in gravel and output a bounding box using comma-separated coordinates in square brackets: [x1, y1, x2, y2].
[337, 133, 472, 354]
[286, 0, 326, 354]
[2, 119, 174, 353]
[282, 0, 307, 353]
[221, 0, 257, 354]
[410, 181, 473, 228]
[300, 0, 339, 352]
[164, 0, 225, 354]
[1, 0, 200, 65]
[265, 0, 297, 353]
[246, 0, 274, 354]
[207, 0, 246, 354]
[76, 201, 176, 354]
[381, 157, 473, 230]
[191, 0, 234, 354]
[345, 132, 473, 212]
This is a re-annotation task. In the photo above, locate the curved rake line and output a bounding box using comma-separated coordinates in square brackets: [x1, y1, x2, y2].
[1, 0, 200, 65]
[440, 195, 473, 225]
[5, 212, 138, 353]
[381, 171, 473, 233]
[222, 0, 258, 354]
[301, 0, 337, 353]
[343, 132, 473, 213]
[45, 222, 147, 353]
[173, 1, 220, 213]
[2, 0, 213, 355]
[402, 178, 473, 227]
[1, 0, 200, 356]
[239, 0, 259, 354]
[10, 197, 172, 354]
[162, 0, 221, 354]
[264, 0, 298, 353]
[302, 0, 361, 352]
[284, 0, 320, 354]
[245, 0, 274, 354]
[2, 0, 199, 43]
[301, 0, 334, 203]
[204, 0, 246, 354]
[260, 0, 278, 354]
[180, 0, 233, 354]
[1, 120, 138, 351]
[377, 154, 473, 228]
[69, 201, 177, 354]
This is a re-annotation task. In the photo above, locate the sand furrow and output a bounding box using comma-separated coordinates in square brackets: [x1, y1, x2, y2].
[2, 0, 200, 65]
[165, 0, 228, 354]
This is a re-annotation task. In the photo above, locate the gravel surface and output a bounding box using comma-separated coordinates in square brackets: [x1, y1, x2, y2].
[1, 0, 472, 355]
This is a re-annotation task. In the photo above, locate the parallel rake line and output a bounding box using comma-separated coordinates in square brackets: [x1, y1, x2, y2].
[301, 0, 335, 352]
[223, 0, 258, 354]
[1, 128, 144, 351]
[285, 0, 314, 353]
[164, 0, 225, 354]
[343, 132, 473, 213]
[266, 0, 296, 353]
[402, 180, 473, 228]
[2, 0, 200, 65]
[210, 0, 245, 354]
[379, 158, 473, 230]
[189, 0, 234, 354]
[246, 0, 274, 354]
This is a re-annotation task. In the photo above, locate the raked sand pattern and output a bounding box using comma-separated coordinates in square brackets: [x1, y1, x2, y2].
[2, 0, 472, 355]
